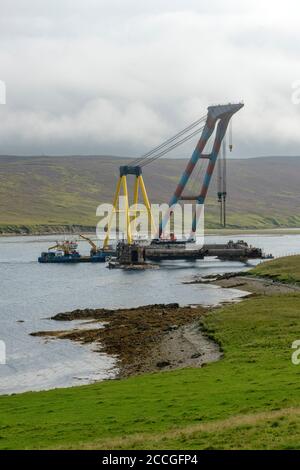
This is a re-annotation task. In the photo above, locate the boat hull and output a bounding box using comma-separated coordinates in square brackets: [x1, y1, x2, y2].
[38, 251, 115, 263]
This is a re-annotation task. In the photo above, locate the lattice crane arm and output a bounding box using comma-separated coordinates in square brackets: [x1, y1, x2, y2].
[158, 103, 244, 238]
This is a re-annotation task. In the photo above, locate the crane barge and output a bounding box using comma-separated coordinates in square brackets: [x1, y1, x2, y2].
[38, 236, 114, 263]
[38, 102, 271, 265]
[105, 102, 270, 264]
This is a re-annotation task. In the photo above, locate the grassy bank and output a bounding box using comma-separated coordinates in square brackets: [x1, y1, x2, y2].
[252, 255, 300, 284]
[1, 288, 300, 449]
[0, 224, 96, 236]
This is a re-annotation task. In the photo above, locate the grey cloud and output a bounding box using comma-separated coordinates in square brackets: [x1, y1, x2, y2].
[0, 0, 300, 157]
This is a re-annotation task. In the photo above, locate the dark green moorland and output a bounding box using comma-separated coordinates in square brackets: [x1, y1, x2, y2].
[1, 256, 300, 449]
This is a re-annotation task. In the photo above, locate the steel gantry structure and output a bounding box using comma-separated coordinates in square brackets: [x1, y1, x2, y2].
[159, 103, 244, 239]
[103, 102, 244, 247]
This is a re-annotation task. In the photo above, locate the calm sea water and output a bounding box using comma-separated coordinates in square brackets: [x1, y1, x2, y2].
[0, 233, 299, 395]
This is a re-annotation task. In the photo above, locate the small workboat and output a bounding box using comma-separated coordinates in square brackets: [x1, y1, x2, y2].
[38, 238, 115, 263]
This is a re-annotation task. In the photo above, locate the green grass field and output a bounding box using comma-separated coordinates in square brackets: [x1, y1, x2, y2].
[1, 256, 300, 449]
[252, 255, 300, 283]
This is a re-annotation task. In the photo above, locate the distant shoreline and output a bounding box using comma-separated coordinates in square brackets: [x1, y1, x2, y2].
[1, 225, 300, 237]
[0, 224, 96, 237]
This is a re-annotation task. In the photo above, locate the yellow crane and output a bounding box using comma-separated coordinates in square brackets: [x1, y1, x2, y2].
[79, 234, 100, 256]
[48, 240, 78, 255]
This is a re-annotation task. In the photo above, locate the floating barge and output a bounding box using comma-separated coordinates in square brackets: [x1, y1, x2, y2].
[38, 239, 115, 263]
[39, 238, 271, 264]
[145, 239, 269, 262]
[107, 241, 159, 270]
[202, 240, 267, 261]
[38, 251, 114, 263]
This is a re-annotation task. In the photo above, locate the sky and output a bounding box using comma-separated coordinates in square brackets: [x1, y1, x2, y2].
[0, 0, 300, 158]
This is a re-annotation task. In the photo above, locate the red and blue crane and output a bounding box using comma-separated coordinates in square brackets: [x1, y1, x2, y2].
[103, 102, 244, 247]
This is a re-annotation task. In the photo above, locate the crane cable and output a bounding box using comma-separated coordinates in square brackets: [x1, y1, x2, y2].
[140, 124, 206, 167]
[128, 114, 207, 167]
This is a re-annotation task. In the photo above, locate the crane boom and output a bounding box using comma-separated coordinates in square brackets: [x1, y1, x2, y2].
[48, 240, 78, 255]
[159, 103, 244, 238]
[48, 244, 59, 250]
[79, 234, 99, 254]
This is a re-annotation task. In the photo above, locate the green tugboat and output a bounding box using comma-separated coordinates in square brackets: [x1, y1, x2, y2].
[38, 236, 115, 263]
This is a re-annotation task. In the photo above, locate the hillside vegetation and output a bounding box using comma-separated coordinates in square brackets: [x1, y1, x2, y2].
[252, 255, 300, 283]
[0, 155, 300, 232]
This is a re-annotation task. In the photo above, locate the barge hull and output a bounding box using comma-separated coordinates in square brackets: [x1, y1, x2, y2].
[38, 252, 114, 263]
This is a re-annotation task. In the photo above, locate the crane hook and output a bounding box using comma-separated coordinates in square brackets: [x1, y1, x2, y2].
[229, 119, 233, 152]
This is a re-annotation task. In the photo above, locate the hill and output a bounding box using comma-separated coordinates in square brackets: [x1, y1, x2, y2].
[0, 155, 299, 233]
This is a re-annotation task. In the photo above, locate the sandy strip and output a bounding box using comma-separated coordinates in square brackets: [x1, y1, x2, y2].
[186, 272, 300, 295]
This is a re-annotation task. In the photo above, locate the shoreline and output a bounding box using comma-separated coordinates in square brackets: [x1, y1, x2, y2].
[31, 303, 221, 379]
[2, 226, 300, 237]
[3, 254, 300, 449]
[30, 271, 300, 382]
[0, 225, 96, 237]
[187, 272, 300, 295]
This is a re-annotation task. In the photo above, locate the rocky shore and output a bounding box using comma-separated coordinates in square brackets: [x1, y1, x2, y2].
[31, 303, 221, 378]
[186, 272, 300, 295]
[31, 272, 298, 380]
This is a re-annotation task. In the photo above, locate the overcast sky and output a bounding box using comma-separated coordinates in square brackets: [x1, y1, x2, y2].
[0, 0, 300, 158]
